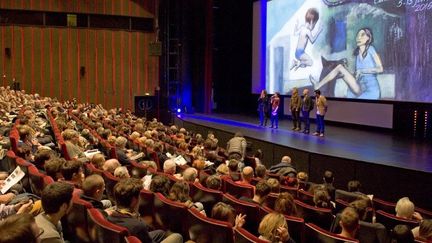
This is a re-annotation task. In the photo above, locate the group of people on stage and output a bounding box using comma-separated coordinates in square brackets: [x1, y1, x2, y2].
[257, 88, 328, 137]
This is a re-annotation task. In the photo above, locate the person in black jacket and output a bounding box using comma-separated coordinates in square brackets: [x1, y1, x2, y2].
[301, 88, 314, 134]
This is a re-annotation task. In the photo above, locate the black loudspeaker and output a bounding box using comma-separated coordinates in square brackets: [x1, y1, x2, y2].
[80, 66, 86, 78]
[4, 48, 11, 59]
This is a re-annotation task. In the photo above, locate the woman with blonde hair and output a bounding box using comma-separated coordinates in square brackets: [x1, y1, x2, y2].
[258, 213, 295, 242]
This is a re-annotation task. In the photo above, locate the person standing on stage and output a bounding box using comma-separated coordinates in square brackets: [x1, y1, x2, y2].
[258, 89, 269, 126]
[301, 88, 314, 134]
[289, 87, 301, 131]
[313, 89, 327, 137]
[270, 92, 280, 129]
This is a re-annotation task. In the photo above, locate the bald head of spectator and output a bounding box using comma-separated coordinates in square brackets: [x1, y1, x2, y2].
[281, 156, 292, 164]
[183, 167, 198, 183]
[241, 166, 254, 184]
[163, 159, 177, 175]
[103, 159, 121, 174]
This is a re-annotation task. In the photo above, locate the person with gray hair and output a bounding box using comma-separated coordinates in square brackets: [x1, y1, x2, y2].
[183, 167, 198, 183]
[395, 197, 423, 221]
[114, 136, 131, 165]
[163, 159, 177, 175]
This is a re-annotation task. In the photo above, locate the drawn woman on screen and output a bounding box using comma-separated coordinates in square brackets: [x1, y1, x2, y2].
[310, 28, 383, 99]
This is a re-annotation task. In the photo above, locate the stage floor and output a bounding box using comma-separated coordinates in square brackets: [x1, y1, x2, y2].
[177, 113, 432, 173]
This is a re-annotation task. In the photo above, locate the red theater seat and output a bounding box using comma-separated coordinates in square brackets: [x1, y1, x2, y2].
[295, 199, 334, 231]
[223, 178, 254, 199]
[305, 223, 359, 243]
[222, 193, 260, 235]
[375, 210, 419, 231]
[87, 208, 129, 243]
[234, 227, 267, 243]
[187, 207, 234, 243]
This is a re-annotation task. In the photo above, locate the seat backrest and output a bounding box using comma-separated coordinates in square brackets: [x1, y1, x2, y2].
[259, 206, 305, 243]
[305, 223, 359, 243]
[138, 189, 155, 227]
[124, 236, 142, 243]
[265, 193, 278, 209]
[295, 199, 334, 231]
[223, 178, 254, 199]
[86, 162, 104, 176]
[357, 221, 387, 243]
[234, 227, 267, 243]
[65, 194, 94, 243]
[373, 197, 396, 214]
[87, 208, 129, 243]
[187, 208, 234, 243]
[222, 193, 260, 235]
[280, 185, 298, 197]
[28, 165, 46, 196]
[190, 182, 223, 214]
[375, 210, 419, 231]
[297, 189, 314, 205]
[335, 189, 364, 203]
[153, 192, 188, 238]
[102, 171, 120, 202]
[415, 207, 432, 219]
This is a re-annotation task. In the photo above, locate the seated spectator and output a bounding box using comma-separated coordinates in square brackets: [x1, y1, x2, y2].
[267, 178, 280, 194]
[206, 175, 222, 191]
[349, 198, 373, 222]
[60, 160, 85, 188]
[81, 174, 111, 211]
[255, 164, 267, 180]
[313, 189, 333, 210]
[390, 224, 415, 243]
[107, 178, 182, 243]
[35, 182, 74, 243]
[297, 171, 311, 191]
[395, 197, 422, 221]
[0, 199, 33, 220]
[211, 202, 246, 229]
[62, 129, 87, 161]
[102, 159, 121, 174]
[90, 153, 105, 170]
[236, 166, 254, 186]
[322, 170, 335, 201]
[269, 155, 297, 178]
[253, 149, 264, 166]
[114, 136, 132, 166]
[0, 213, 42, 243]
[258, 213, 294, 243]
[182, 167, 198, 183]
[168, 181, 205, 214]
[150, 175, 171, 196]
[33, 148, 56, 170]
[274, 192, 298, 217]
[347, 180, 364, 195]
[114, 166, 130, 179]
[338, 207, 359, 239]
[44, 158, 66, 181]
[163, 159, 177, 175]
[412, 219, 432, 241]
[240, 180, 270, 206]
[216, 163, 229, 177]
[228, 159, 241, 181]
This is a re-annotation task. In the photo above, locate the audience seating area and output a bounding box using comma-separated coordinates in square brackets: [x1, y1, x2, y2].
[0, 88, 431, 243]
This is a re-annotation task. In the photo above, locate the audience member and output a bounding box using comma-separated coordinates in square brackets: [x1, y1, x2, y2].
[35, 182, 74, 243]
[269, 156, 297, 178]
[322, 170, 336, 201]
[81, 174, 111, 211]
[274, 192, 298, 217]
[60, 160, 84, 188]
[182, 167, 198, 183]
[338, 207, 359, 239]
[150, 175, 171, 196]
[255, 164, 267, 179]
[240, 180, 270, 205]
[390, 224, 415, 243]
[205, 175, 222, 190]
[395, 197, 422, 221]
[107, 178, 182, 243]
[412, 219, 432, 241]
[90, 153, 105, 170]
[114, 166, 130, 179]
[236, 166, 254, 186]
[102, 159, 121, 174]
[211, 202, 246, 229]
[0, 213, 42, 243]
[44, 158, 66, 181]
[258, 213, 294, 243]
[228, 159, 241, 181]
[267, 178, 280, 194]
